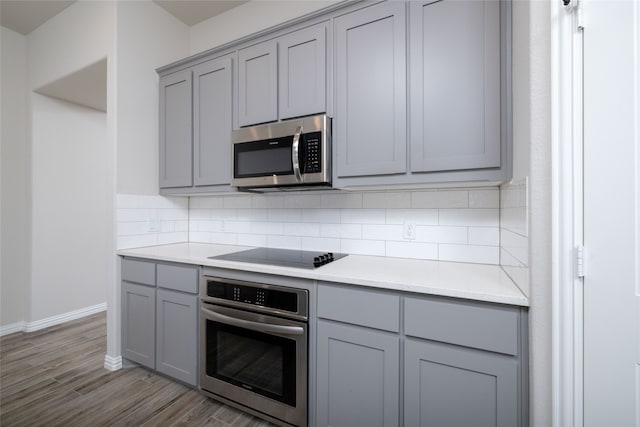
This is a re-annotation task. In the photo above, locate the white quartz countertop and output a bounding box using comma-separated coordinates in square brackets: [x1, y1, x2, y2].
[117, 242, 528, 307]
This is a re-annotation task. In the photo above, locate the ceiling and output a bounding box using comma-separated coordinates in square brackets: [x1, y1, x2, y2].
[0, 0, 248, 35]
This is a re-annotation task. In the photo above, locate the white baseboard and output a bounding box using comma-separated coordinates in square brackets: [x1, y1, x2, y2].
[0, 302, 107, 336]
[0, 321, 27, 337]
[104, 354, 123, 371]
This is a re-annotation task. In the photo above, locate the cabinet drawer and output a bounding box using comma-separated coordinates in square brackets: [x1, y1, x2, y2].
[157, 263, 199, 294]
[121, 258, 155, 286]
[318, 284, 400, 332]
[404, 297, 519, 356]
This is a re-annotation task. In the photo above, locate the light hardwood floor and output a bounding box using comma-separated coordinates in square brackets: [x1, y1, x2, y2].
[0, 312, 276, 426]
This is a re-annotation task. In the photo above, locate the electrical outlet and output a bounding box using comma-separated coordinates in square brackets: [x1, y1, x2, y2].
[403, 221, 416, 240]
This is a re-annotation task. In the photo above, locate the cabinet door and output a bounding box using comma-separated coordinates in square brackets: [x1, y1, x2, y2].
[159, 69, 193, 188]
[193, 57, 232, 187]
[156, 289, 198, 386]
[278, 23, 327, 120]
[404, 338, 519, 427]
[238, 40, 278, 127]
[316, 320, 400, 427]
[410, 0, 501, 172]
[122, 282, 156, 369]
[334, 2, 407, 178]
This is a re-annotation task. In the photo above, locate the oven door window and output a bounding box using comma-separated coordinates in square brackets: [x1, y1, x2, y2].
[206, 320, 297, 406]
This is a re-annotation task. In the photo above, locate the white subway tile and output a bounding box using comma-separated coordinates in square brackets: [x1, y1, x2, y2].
[158, 196, 188, 209]
[386, 209, 438, 225]
[160, 221, 176, 233]
[175, 220, 189, 232]
[189, 231, 211, 243]
[118, 208, 155, 222]
[300, 237, 341, 252]
[439, 209, 499, 227]
[439, 244, 499, 264]
[284, 223, 321, 237]
[211, 233, 238, 245]
[386, 241, 438, 260]
[340, 239, 385, 256]
[223, 221, 251, 234]
[468, 227, 500, 246]
[211, 208, 239, 220]
[159, 209, 188, 221]
[341, 209, 385, 224]
[362, 224, 403, 241]
[190, 209, 211, 221]
[251, 222, 284, 235]
[301, 209, 341, 224]
[267, 235, 301, 250]
[118, 222, 146, 236]
[284, 194, 322, 209]
[235, 208, 267, 222]
[117, 194, 140, 209]
[252, 195, 284, 209]
[415, 226, 468, 244]
[320, 223, 362, 239]
[190, 196, 223, 209]
[223, 196, 252, 209]
[412, 190, 468, 208]
[268, 209, 302, 223]
[237, 234, 267, 247]
[135, 195, 160, 209]
[468, 188, 499, 208]
[158, 232, 188, 245]
[363, 192, 411, 208]
[321, 192, 363, 209]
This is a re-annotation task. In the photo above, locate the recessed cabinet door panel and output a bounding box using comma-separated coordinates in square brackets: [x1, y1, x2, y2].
[156, 289, 198, 386]
[160, 69, 193, 188]
[193, 57, 232, 187]
[404, 339, 519, 427]
[279, 23, 327, 120]
[316, 320, 400, 427]
[122, 282, 156, 369]
[335, 2, 407, 178]
[410, 0, 501, 172]
[238, 40, 278, 127]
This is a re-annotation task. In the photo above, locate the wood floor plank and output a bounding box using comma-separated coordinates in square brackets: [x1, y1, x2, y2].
[0, 313, 278, 427]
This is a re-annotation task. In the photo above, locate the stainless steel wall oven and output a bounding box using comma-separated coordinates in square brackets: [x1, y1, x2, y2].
[199, 276, 308, 427]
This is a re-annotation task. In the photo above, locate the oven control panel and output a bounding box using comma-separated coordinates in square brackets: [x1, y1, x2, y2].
[206, 280, 302, 314]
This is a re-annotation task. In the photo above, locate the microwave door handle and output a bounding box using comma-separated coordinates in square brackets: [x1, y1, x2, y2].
[201, 307, 304, 336]
[292, 125, 303, 183]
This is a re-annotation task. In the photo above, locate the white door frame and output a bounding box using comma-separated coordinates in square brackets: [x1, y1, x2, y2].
[551, 1, 584, 426]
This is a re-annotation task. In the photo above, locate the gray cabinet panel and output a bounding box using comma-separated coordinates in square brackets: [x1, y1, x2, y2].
[404, 338, 518, 427]
[121, 258, 155, 286]
[122, 282, 156, 369]
[160, 69, 193, 188]
[193, 56, 232, 187]
[317, 284, 400, 332]
[156, 289, 198, 386]
[279, 23, 327, 120]
[410, 0, 501, 172]
[238, 40, 278, 126]
[157, 263, 199, 294]
[405, 296, 519, 355]
[334, 2, 407, 178]
[317, 320, 400, 427]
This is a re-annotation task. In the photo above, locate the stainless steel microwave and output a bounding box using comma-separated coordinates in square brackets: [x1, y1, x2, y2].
[231, 114, 331, 191]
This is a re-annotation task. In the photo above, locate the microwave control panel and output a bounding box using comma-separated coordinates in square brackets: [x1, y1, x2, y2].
[303, 131, 321, 174]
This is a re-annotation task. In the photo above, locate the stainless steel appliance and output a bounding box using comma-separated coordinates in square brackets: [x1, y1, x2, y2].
[199, 276, 308, 427]
[231, 114, 331, 191]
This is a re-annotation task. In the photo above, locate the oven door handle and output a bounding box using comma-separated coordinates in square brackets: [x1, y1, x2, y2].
[201, 307, 305, 336]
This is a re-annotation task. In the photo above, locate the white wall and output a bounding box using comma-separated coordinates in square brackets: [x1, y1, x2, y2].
[0, 27, 30, 330]
[190, 0, 339, 55]
[26, 0, 117, 323]
[116, 0, 189, 195]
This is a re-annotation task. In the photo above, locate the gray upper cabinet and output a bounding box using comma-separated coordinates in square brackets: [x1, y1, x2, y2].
[334, 2, 407, 179]
[193, 57, 232, 187]
[159, 69, 193, 188]
[278, 23, 327, 120]
[410, 0, 501, 173]
[238, 40, 278, 127]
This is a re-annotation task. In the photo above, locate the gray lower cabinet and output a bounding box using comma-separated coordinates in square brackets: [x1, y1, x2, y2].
[122, 282, 156, 369]
[121, 258, 199, 386]
[404, 339, 518, 427]
[316, 320, 400, 427]
[315, 283, 528, 427]
[156, 288, 198, 385]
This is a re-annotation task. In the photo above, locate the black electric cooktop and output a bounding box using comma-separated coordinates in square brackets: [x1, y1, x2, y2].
[209, 247, 347, 269]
